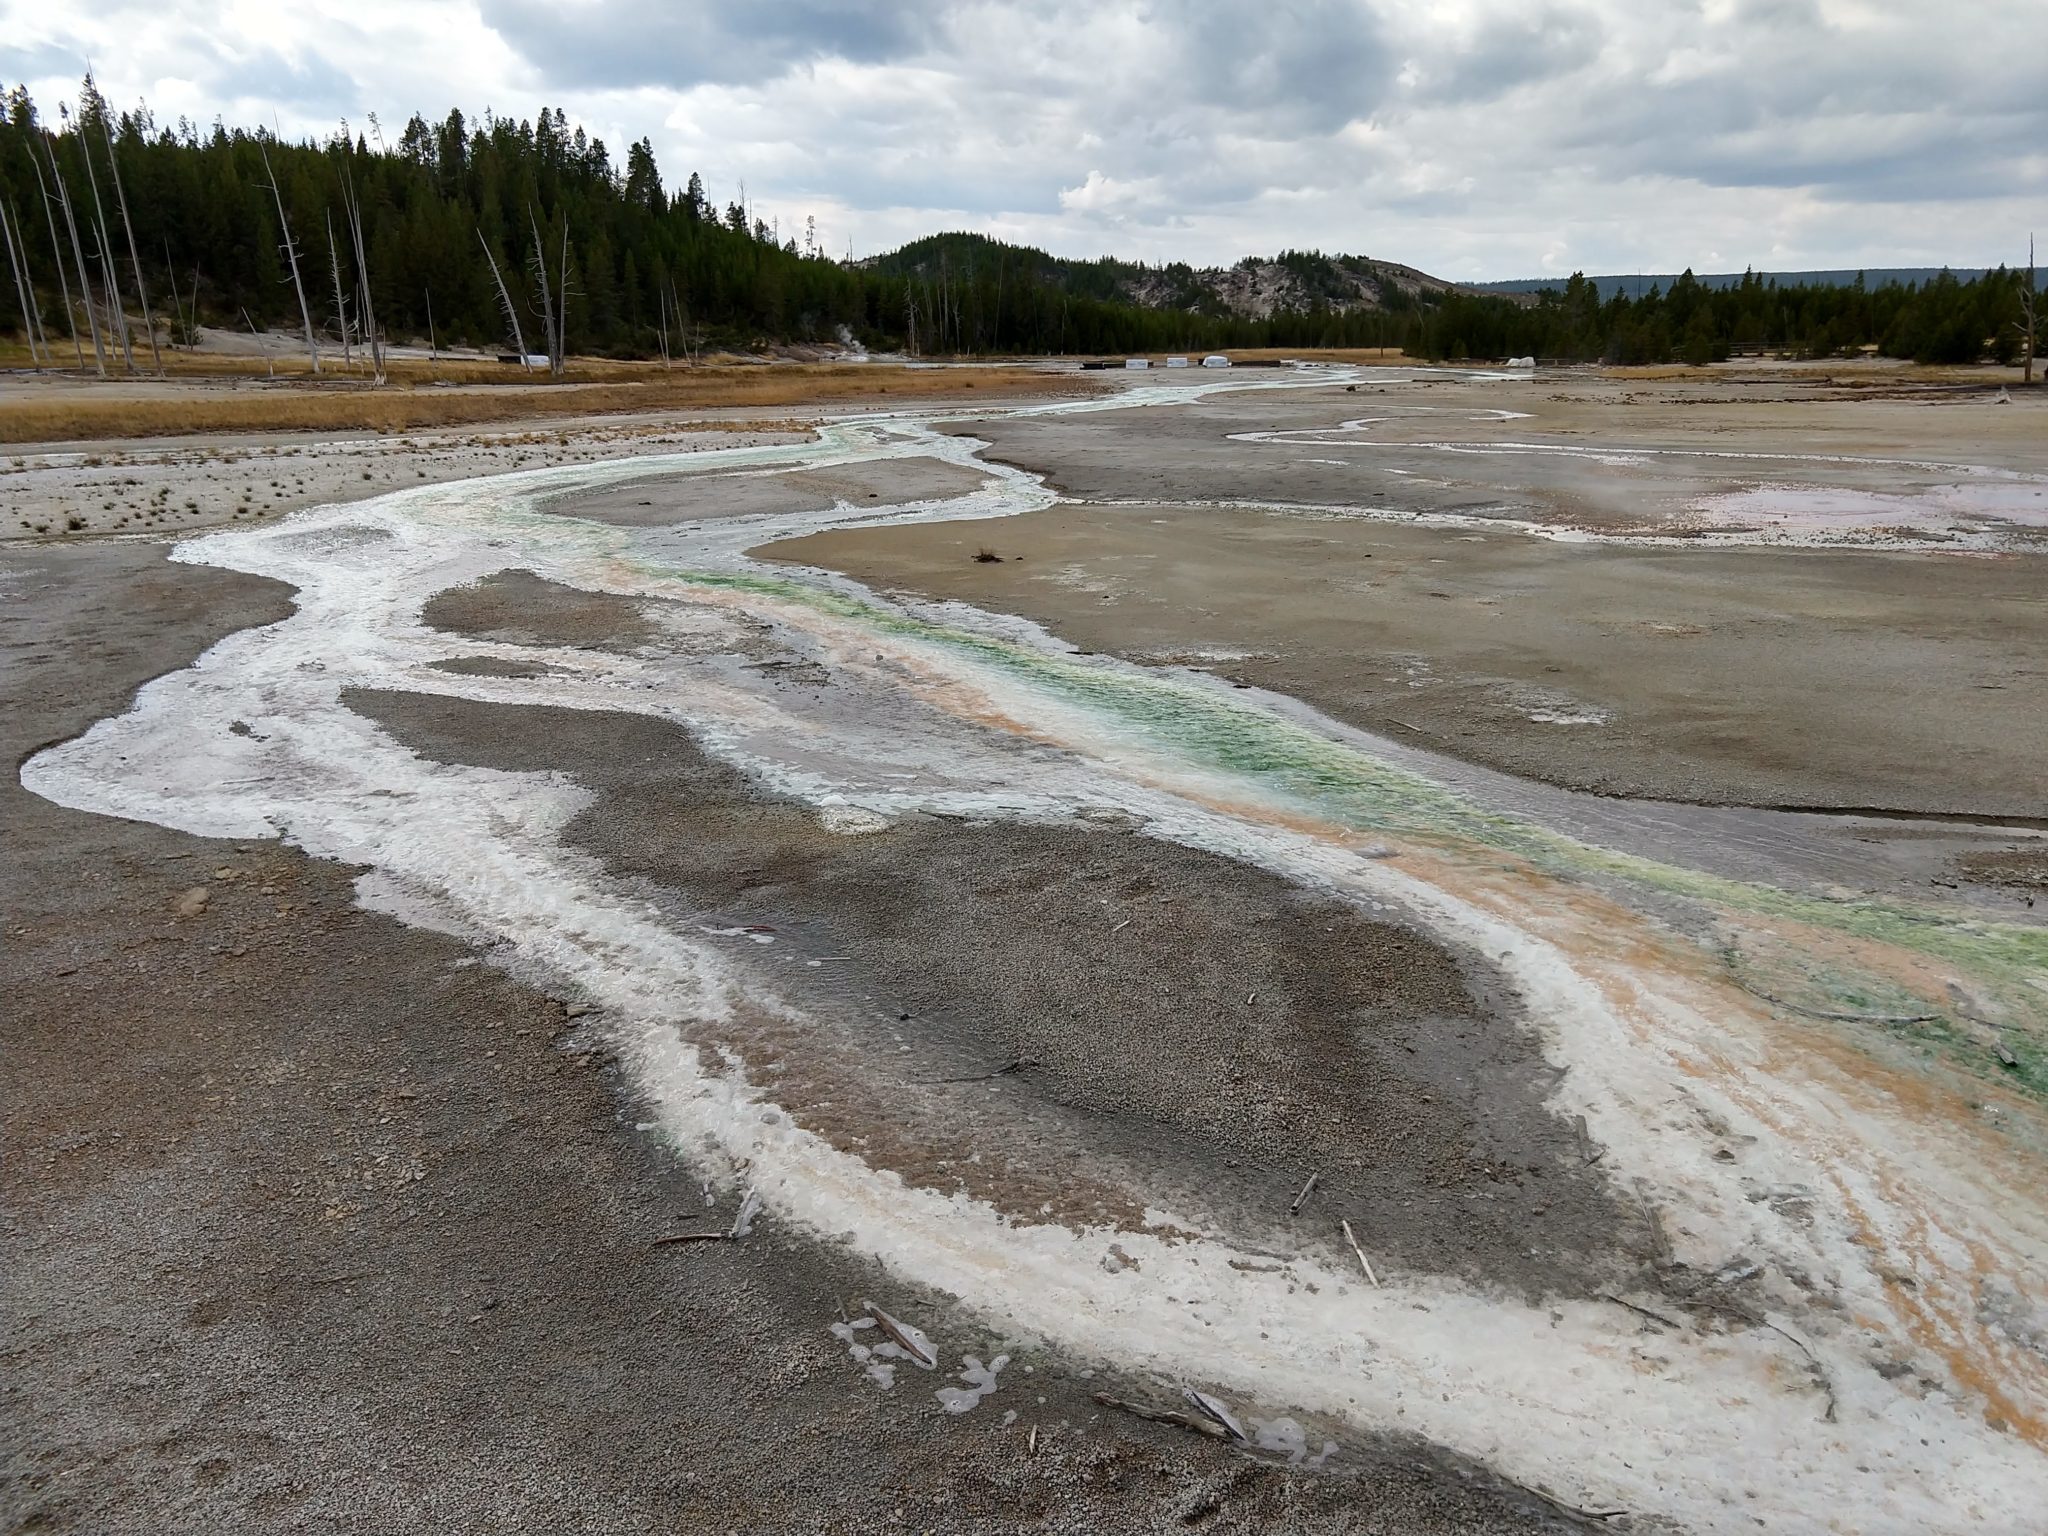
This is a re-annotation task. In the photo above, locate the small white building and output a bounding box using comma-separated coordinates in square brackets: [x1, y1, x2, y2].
[1201, 354, 1231, 368]
[1124, 357, 1150, 370]
[1166, 355, 1189, 368]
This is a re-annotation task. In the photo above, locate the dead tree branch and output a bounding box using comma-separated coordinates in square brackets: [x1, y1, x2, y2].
[259, 139, 320, 375]
[41, 137, 106, 375]
[476, 232, 530, 368]
[98, 111, 161, 374]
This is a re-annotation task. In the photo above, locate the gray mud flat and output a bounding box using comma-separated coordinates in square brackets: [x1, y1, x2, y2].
[418, 568, 660, 652]
[768, 496, 2048, 821]
[350, 689, 1634, 1299]
[553, 455, 991, 526]
[3, 541, 1581, 1533]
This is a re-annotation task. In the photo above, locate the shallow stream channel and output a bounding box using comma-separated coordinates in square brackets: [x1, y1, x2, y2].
[25, 367, 2048, 1532]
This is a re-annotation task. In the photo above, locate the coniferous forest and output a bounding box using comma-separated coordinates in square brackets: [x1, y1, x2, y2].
[1, 80, 2040, 368]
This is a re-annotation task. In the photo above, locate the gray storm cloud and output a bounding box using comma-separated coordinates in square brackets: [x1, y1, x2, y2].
[3, 0, 2043, 275]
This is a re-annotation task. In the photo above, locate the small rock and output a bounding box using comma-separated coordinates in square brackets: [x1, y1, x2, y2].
[564, 1002, 593, 1019]
[173, 887, 211, 919]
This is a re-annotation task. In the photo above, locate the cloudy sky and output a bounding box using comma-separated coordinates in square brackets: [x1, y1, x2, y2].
[4, 0, 2044, 280]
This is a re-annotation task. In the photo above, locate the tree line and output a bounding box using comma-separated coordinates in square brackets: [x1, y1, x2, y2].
[0, 78, 2038, 372]
[1411, 267, 2042, 367]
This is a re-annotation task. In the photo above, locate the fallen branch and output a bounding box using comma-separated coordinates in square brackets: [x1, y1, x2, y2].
[918, 1058, 1041, 1085]
[1518, 1483, 1629, 1526]
[1340, 1218, 1381, 1287]
[651, 1231, 728, 1247]
[1678, 1293, 1839, 1423]
[1730, 975, 1938, 1026]
[1290, 1168, 1322, 1215]
[1758, 1314, 1839, 1423]
[1092, 1391, 1226, 1439]
[861, 1299, 937, 1368]
[1182, 1388, 1249, 1442]
[1601, 1292, 1682, 1331]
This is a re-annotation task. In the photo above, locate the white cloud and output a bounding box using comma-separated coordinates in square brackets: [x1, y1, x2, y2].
[3, 0, 2043, 279]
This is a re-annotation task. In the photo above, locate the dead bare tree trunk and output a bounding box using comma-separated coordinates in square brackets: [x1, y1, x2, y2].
[43, 138, 106, 376]
[19, 200, 55, 360]
[556, 219, 569, 372]
[75, 127, 134, 371]
[424, 287, 437, 361]
[326, 210, 353, 366]
[1, 199, 43, 364]
[341, 167, 382, 384]
[477, 232, 530, 369]
[161, 238, 188, 349]
[241, 306, 273, 378]
[528, 205, 560, 377]
[99, 113, 161, 375]
[27, 149, 85, 369]
[657, 283, 670, 369]
[2024, 235, 2037, 387]
[259, 141, 320, 375]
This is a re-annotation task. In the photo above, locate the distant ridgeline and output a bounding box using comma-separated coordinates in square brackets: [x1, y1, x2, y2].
[0, 78, 2039, 366]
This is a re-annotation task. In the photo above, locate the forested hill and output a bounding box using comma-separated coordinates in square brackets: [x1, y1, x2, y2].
[863, 233, 1459, 322]
[0, 80, 2040, 368]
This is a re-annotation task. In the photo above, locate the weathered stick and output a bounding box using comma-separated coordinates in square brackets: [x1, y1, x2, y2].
[1092, 1391, 1225, 1439]
[918, 1058, 1041, 1085]
[1290, 1168, 1321, 1215]
[1341, 1218, 1381, 1287]
[860, 1299, 936, 1368]
[1601, 1292, 1682, 1331]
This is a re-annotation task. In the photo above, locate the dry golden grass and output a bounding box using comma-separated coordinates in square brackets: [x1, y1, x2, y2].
[0, 363, 1094, 445]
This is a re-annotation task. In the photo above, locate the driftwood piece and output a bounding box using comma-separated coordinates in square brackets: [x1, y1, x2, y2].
[1289, 1168, 1322, 1215]
[1602, 1292, 1682, 1331]
[1340, 1218, 1381, 1287]
[918, 1058, 1041, 1085]
[1092, 1391, 1226, 1439]
[861, 1299, 936, 1369]
[1181, 1388, 1248, 1442]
